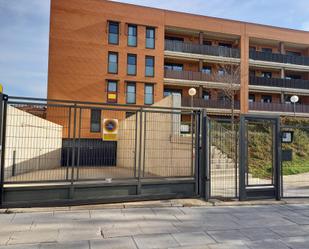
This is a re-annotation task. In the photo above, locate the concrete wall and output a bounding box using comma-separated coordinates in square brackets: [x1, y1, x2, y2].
[4, 105, 63, 179]
[117, 96, 194, 177]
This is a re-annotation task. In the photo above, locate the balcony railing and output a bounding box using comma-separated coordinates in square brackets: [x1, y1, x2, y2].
[249, 102, 309, 113]
[182, 97, 240, 110]
[250, 50, 309, 66]
[165, 40, 240, 58]
[165, 69, 213, 82]
[164, 69, 239, 85]
[250, 76, 309, 90]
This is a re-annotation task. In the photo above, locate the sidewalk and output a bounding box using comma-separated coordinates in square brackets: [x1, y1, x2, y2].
[1, 199, 309, 248]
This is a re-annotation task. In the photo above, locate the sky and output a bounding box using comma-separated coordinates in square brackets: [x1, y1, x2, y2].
[0, 0, 309, 98]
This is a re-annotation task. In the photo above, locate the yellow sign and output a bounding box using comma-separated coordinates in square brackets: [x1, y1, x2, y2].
[108, 93, 117, 100]
[102, 119, 118, 141]
[0, 84, 3, 93]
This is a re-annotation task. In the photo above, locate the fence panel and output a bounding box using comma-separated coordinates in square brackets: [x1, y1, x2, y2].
[143, 110, 197, 178]
[282, 125, 309, 197]
[4, 103, 71, 183]
[209, 119, 238, 199]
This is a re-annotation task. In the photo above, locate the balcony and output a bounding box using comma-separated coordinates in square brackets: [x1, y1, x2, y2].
[165, 69, 214, 82]
[165, 40, 240, 59]
[249, 102, 309, 114]
[250, 50, 309, 66]
[182, 97, 240, 110]
[250, 76, 309, 90]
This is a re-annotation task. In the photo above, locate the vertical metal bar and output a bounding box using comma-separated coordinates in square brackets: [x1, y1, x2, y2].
[191, 111, 194, 176]
[194, 111, 200, 196]
[66, 107, 72, 180]
[76, 108, 82, 181]
[200, 110, 208, 199]
[239, 115, 246, 201]
[235, 126, 238, 198]
[275, 117, 281, 201]
[69, 104, 77, 199]
[208, 118, 212, 199]
[133, 111, 138, 178]
[142, 112, 147, 177]
[0, 95, 8, 207]
[12, 150, 16, 177]
[137, 108, 143, 195]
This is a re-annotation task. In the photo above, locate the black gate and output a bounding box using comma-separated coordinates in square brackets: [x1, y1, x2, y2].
[239, 115, 281, 200]
[0, 95, 203, 207]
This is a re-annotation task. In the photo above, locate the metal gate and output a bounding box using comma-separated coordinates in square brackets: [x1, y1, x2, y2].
[239, 115, 281, 200]
[206, 118, 239, 200]
[281, 123, 309, 198]
[0, 95, 202, 207]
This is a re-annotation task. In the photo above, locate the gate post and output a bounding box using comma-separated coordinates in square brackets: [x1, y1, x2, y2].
[0, 94, 8, 207]
[239, 115, 246, 201]
[200, 109, 209, 200]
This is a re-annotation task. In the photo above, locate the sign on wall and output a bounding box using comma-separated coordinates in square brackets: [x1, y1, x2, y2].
[102, 119, 118, 141]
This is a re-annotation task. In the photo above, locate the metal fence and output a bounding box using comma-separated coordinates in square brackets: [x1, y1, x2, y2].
[281, 124, 309, 198]
[0, 95, 202, 207]
[250, 50, 309, 66]
[208, 119, 239, 199]
[165, 40, 241, 58]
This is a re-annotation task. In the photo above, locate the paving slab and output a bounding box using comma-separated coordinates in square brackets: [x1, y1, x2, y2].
[245, 239, 291, 249]
[133, 234, 179, 249]
[0, 244, 39, 249]
[207, 230, 251, 243]
[90, 237, 137, 249]
[7, 230, 58, 245]
[171, 232, 215, 246]
[39, 241, 89, 249]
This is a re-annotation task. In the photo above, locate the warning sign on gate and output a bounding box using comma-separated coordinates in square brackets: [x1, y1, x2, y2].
[102, 119, 118, 141]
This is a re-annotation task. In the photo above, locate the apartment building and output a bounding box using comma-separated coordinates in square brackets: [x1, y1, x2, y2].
[48, 0, 309, 121]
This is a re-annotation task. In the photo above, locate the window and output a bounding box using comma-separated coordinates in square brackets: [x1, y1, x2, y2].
[164, 88, 182, 97]
[108, 52, 118, 74]
[146, 27, 155, 49]
[261, 72, 272, 79]
[262, 48, 272, 53]
[249, 70, 256, 77]
[127, 54, 137, 75]
[249, 46, 256, 51]
[165, 36, 184, 42]
[249, 94, 255, 103]
[145, 56, 154, 77]
[219, 43, 232, 48]
[218, 69, 225, 76]
[128, 24, 137, 47]
[202, 91, 210, 100]
[90, 109, 101, 133]
[108, 21, 119, 45]
[218, 92, 229, 102]
[144, 84, 154, 105]
[286, 51, 301, 57]
[285, 74, 301, 80]
[126, 82, 136, 104]
[203, 40, 212, 46]
[164, 63, 183, 71]
[202, 66, 212, 75]
[107, 80, 117, 103]
[261, 95, 272, 103]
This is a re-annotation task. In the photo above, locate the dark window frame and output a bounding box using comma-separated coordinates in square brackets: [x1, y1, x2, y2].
[126, 82, 136, 104]
[146, 27, 155, 49]
[127, 53, 137, 76]
[90, 109, 101, 133]
[108, 52, 118, 74]
[127, 24, 137, 47]
[108, 21, 119, 45]
[145, 56, 155, 77]
[144, 84, 154, 105]
[107, 80, 118, 103]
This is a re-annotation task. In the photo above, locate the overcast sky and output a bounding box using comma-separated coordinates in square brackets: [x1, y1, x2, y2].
[1, 0, 309, 98]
